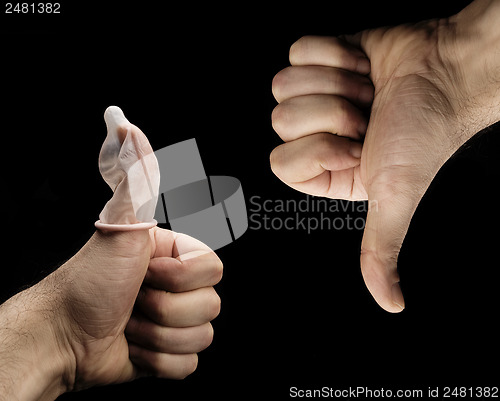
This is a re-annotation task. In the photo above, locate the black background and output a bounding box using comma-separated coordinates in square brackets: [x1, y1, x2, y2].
[2, 1, 499, 399]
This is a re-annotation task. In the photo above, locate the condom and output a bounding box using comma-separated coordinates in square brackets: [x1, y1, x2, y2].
[95, 106, 160, 231]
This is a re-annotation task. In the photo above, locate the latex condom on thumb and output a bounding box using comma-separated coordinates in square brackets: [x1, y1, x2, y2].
[95, 106, 160, 231]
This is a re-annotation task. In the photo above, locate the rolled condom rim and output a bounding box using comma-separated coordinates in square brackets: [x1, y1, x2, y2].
[95, 219, 158, 231]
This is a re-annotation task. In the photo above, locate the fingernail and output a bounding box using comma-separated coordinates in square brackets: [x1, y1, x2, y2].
[349, 142, 363, 159]
[356, 57, 371, 75]
[391, 282, 405, 311]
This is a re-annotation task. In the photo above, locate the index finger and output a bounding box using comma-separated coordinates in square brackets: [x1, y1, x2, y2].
[150, 228, 213, 259]
[289, 35, 371, 75]
[144, 251, 223, 293]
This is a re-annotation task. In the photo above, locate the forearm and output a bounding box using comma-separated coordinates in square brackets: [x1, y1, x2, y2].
[442, 0, 500, 136]
[0, 277, 73, 400]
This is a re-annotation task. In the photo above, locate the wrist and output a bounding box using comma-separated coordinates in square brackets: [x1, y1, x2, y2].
[0, 278, 75, 400]
[439, 0, 500, 137]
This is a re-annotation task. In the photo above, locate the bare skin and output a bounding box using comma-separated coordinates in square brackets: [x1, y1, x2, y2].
[1, 1, 500, 400]
[0, 228, 222, 400]
[271, 0, 500, 312]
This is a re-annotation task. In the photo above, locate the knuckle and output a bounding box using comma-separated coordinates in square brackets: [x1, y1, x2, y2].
[206, 288, 221, 320]
[272, 66, 292, 102]
[177, 354, 198, 380]
[200, 323, 215, 350]
[211, 256, 224, 285]
[271, 72, 282, 101]
[205, 323, 215, 346]
[289, 35, 311, 64]
[360, 247, 400, 284]
[269, 145, 285, 180]
[271, 102, 289, 135]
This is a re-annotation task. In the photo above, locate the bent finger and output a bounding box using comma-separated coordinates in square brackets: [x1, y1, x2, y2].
[145, 251, 223, 293]
[270, 133, 366, 200]
[272, 95, 367, 141]
[126, 314, 214, 354]
[271, 133, 362, 182]
[289, 35, 371, 74]
[272, 65, 373, 105]
[129, 344, 198, 380]
[151, 229, 213, 259]
[137, 286, 221, 327]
